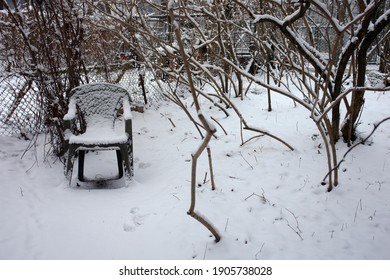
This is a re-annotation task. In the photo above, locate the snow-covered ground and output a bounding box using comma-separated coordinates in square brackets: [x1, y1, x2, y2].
[1, 84, 389, 260]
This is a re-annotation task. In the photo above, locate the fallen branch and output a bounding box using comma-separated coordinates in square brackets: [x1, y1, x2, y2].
[284, 208, 303, 240]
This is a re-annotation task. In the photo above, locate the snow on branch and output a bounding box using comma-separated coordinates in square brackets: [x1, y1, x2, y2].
[253, 0, 310, 27]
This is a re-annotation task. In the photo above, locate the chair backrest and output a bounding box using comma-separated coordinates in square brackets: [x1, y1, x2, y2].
[70, 83, 130, 127]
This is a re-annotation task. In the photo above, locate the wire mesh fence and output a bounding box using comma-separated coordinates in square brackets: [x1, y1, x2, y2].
[84, 65, 167, 105]
[0, 75, 42, 138]
[0, 65, 167, 138]
[0, 61, 385, 138]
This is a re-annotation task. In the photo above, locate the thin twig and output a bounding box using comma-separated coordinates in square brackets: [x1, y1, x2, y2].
[255, 243, 265, 260]
[284, 208, 303, 240]
[241, 134, 264, 146]
[203, 242, 208, 260]
[239, 151, 254, 170]
[224, 218, 229, 232]
[210, 116, 228, 136]
[244, 192, 269, 204]
[354, 199, 362, 223]
[171, 194, 180, 200]
[286, 223, 304, 241]
[244, 192, 259, 200]
[244, 127, 294, 151]
[203, 171, 208, 185]
[285, 208, 302, 234]
[168, 117, 176, 128]
[229, 176, 244, 180]
[160, 113, 176, 128]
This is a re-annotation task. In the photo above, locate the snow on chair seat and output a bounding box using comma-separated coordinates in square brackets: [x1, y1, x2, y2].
[68, 124, 129, 145]
[63, 83, 133, 183]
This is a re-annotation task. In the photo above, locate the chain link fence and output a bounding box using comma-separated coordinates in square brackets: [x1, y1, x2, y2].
[0, 75, 42, 138]
[0, 60, 385, 138]
[85, 65, 167, 105]
[0, 65, 167, 138]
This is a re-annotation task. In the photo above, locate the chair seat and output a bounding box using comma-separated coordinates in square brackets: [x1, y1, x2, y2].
[69, 126, 128, 146]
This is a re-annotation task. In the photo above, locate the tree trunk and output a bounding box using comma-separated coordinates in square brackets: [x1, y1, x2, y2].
[341, 1, 390, 143]
[331, 105, 341, 144]
[341, 90, 365, 143]
[341, 29, 370, 143]
[379, 36, 390, 73]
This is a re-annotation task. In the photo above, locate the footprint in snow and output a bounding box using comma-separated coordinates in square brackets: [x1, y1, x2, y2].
[138, 162, 151, 169]
[123, 207, 150, 232]
[123, 223, 135, 232]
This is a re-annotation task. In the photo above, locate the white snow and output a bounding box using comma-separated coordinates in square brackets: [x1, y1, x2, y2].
[0, 83, 390, 260]
[68, 124, 128, 145]
[123, 96, 133, 121]
[63, 98, 77, 121]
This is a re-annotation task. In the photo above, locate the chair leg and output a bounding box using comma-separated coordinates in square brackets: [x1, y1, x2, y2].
[120, 145, 131, 178]
[66, 145, 77, 180]
[128, 140, 134, 176]
[78, 150, 86, 182]
[116, 150, 124, 179]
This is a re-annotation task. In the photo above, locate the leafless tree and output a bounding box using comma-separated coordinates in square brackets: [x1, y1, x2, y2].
[0, 0, 88, 155]
[0, 0, 134, 155]
[81, 0, 389, 192]
[224, 0, 390, 189]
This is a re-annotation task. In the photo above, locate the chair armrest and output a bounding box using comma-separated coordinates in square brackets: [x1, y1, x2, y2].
[64, 98, 77, 123]
[123, 95, 133, 121]
[125, 118, 132, 137]
[123, 95, 133, 136]
[63, 98, 77, 154]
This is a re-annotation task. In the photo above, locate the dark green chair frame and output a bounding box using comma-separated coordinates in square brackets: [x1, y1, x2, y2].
[63, 83, 133, 182]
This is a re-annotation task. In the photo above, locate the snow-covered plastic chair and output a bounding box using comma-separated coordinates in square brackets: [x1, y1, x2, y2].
[63, 83, 133, 182]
